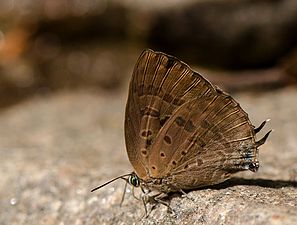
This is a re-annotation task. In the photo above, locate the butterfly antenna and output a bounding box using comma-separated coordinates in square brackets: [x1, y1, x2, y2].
[91, 173, 132, 192]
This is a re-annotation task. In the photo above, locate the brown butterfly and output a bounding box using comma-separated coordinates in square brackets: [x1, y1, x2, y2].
[92, 49, 271, 211]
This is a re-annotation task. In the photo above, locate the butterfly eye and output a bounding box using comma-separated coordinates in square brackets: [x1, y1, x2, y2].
[128, 174, 140, 187]
[248, 162, 259, 172]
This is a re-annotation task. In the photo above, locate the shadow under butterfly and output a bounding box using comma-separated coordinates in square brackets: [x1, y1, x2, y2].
[91, 49, 272, 214]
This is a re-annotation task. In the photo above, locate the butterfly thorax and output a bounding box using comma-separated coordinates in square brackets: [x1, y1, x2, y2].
[124, 49, 271, 195]
[140, 176, 180, 193]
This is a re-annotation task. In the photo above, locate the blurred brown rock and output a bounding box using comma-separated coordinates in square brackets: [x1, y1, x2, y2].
[148, 0, 297, 69]
[1, 0, 297, 108]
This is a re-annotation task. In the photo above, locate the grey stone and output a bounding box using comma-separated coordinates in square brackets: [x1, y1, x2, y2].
[0, 87, 296, 224]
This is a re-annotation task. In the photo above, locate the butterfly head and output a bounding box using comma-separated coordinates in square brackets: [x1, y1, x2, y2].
[128, 172, 140, 187]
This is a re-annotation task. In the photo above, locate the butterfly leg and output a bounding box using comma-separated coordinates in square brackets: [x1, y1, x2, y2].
[153, 192, 177, 215]
[132, 186, 141, 201]
[140, 192, 169, 217]
[179, 189, 188, 197]
[179, 189, 195, 202]
[120, 180, 128, 206]
[141, 195, 149, 217]
[140, 191, 173, 217]
[139, 187, 153, 217]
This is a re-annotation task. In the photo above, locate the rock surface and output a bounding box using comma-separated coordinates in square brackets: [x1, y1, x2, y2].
[0, 87, 296, 225]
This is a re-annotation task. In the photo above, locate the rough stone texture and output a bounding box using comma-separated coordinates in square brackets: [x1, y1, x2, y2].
[0, 86, 296, 224]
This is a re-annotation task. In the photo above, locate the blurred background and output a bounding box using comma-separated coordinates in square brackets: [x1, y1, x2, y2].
[1, 0, 297, 224]
[0, 0, 297, 108]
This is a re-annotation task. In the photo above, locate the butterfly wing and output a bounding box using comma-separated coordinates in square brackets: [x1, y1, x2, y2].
[146, 58, 269, 189]
[125, 49, 210, 180]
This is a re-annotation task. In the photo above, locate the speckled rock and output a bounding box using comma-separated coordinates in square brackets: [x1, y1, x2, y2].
[0, 87, 296, 224]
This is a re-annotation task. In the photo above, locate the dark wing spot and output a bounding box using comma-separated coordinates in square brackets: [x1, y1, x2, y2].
[172, 161, 177, 166]
[147, 84, 153, 92]
[181, 151, 187, 156]
[201, 120, 211, 129]
[138, 84, 145, 96]
[163, 93, 173, 103]
[173, 98, 185, 106]
[151, 166, 156, 170]
[141, 130, 152, 137]
[160, 115, 170, 126]
[175, 116, 186, 127]
[165, 57, 175, 69]
[196, 158, 203, 166]
[211, 125, 220, 133]
[160, 152, 165, 158]
[184, 120, 196, 132]
[200, 141, 206, 148]
[151, 85, 158, 95]
[213, 132, 223, 141]
[205, 90, 213, 98]
[141, 149, 147, 156]
[188, 136, 206, 148]
[192, 72, 201, 79]
[146, 138, 153, 147]
[216, 87, 224, 94]
[164, 135, 172, 145]
[196, 138, 206, 148]
[141, 107, 160, 118]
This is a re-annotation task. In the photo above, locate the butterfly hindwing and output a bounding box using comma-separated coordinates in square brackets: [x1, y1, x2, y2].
[147, 64, 256, 185]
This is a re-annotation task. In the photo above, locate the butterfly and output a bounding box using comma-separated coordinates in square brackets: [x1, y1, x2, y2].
[92, 49, 271, 210]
